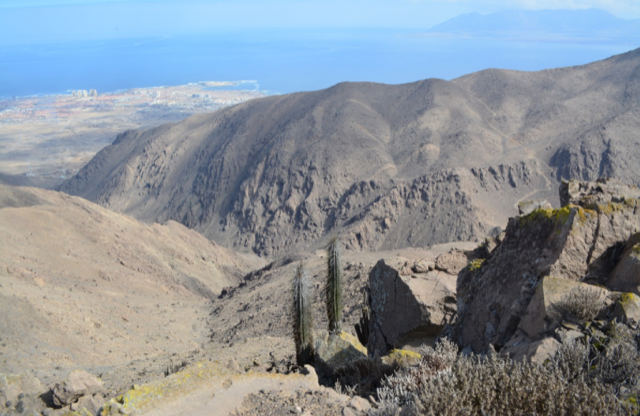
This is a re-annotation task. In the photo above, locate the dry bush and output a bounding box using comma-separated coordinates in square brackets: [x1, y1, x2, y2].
[163, 359, 187, 377]
[374, 339, 458, 406]
[555, 285, 606, 323]
[596, 324, 640, 393]
[334, 356, 398, 397]
[370, 337, 639, 416]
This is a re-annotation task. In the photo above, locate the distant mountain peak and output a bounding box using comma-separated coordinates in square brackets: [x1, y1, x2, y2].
[426, 8, 639, 42]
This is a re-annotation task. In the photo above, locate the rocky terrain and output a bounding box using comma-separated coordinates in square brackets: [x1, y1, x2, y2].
[0, 183, 475, 415]
[453, 178, 640, 358]
[2, 178, 634, 415]
[59, 47, 640, 258]
[3, 48, 640, 416]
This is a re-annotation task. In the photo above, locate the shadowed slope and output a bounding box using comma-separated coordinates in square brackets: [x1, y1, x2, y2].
[60, 48, 640, 257]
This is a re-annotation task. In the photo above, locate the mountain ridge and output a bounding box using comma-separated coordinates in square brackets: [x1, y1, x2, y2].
[59, 48, 640, 257]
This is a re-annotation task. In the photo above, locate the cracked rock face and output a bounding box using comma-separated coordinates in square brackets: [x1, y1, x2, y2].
[367, 260, 457, 357]
[454, 179, 640, 353]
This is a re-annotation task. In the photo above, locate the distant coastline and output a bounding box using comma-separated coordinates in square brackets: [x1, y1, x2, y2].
[0, 30, 636, 98]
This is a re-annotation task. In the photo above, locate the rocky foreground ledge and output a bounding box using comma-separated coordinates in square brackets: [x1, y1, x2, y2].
[364, 178, 640, 363]
[452, 178, 640, 361]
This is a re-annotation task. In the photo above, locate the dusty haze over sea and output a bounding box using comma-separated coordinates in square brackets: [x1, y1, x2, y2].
[0, 29, 636, 98]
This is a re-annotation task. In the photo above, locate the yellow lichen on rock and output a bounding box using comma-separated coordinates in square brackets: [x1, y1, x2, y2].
[467, 258, 485, 272]
[315, 331, 368, 372]
[115, 361, 235, 413]
[338, 331, 368, 355]
[518, 205, 595, 229]
[382, 349, 422, 367]
[619, 292, 638, 306]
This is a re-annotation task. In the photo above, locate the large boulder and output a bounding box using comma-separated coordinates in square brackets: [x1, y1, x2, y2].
[434, 250, 469, 275]
[559, 178, 640, 207]
[517, 276, 608, 339]
[53, 370, 103, 407]
[455, 205, 598, 351]
[368, 260, 456, 357]
[314, 331, 367, 376]
[613, 292, 640, 329]
[501, 334, 561, 364]
[607, 233, 640, 295]
[561, 179, 640, 280]
[455, 179, 640, 353]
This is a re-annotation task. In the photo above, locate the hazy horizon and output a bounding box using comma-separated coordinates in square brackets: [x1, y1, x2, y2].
[0, 1, 638, 98]
[1, 0, 639, 44]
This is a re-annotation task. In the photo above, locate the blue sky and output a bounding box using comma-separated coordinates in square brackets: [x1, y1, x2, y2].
[0, 0, 639, 44]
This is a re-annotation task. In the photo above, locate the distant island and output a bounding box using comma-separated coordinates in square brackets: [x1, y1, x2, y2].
[422, 8, 640, 43]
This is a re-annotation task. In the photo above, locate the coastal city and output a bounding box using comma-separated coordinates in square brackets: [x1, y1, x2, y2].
[0, 81, 265, 125]
[0, 82, 266, 186]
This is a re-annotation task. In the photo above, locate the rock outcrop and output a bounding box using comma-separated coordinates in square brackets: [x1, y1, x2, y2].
[516, 276, 608, 340]
[454, 178, 640, 357]
[53, 370, 103, 407]
[314, 332, 368, 376]
[367, 260, 457, 357]
[614, 292, 640, 329]
[607, 233, 640, 295]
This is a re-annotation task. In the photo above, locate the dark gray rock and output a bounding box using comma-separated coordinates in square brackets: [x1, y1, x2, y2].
[368, 260, 456, 357]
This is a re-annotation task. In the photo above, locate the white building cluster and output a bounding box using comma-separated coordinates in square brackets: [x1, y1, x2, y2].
[72, 90, 98, 98]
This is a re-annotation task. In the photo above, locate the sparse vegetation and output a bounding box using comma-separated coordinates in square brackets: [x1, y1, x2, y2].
[556, 285, 606, 323]
[326, 236, 342, 333]
[368, 333, 640, 416]
[163, 360, 188, 377]
[292, 262, 314, 366]
[467, 258, 485, 272]
[333, 356, 397, 397]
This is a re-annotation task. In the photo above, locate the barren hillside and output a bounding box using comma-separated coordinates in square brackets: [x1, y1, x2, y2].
[0, 184, 263, 386]
[59, 48, 640, 257]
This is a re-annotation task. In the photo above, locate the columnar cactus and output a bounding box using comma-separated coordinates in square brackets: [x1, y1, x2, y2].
[326, 236, 342, 333]
[292, 262, 314, 365]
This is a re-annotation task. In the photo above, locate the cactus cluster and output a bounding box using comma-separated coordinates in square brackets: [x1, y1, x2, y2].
[291, 236, 347, 366]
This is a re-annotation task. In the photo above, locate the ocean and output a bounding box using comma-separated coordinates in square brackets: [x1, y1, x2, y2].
[0, 29, 636, 98]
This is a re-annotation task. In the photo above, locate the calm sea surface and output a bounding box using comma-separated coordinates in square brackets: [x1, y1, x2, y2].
[0, 29, 637, 97]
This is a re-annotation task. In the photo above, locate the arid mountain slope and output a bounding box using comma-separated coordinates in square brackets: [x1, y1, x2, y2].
[0, 185, 263, 383]
[60, 48, 640, 257]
